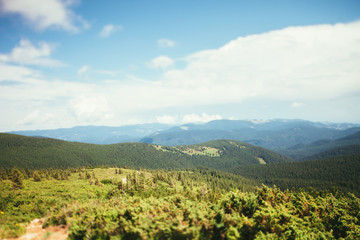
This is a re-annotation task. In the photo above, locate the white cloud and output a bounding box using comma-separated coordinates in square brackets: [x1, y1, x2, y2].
[69, 95, 113, 122]
[0, 0, 88, 32]
[77, 65, 122, 78]
[156, 115, 177, 125]
[157, 39, 177, 48]
[182, 113, 222, 123]
[147, 56, 174, 69]
[99, 24, 123, 38]
[77, 65, 90, 76]
[16, 110, 55, 127]
[1, 21, 360, 131]
[0, 39, 63, 67]
[291, 102, 305, 108]
[0, 62, 40, 82]
[155, 114, 222, 124]
[161, 21, 360, 103]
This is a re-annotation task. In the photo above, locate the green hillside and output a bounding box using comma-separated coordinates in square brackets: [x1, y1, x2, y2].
[1, 167, 359, 239]
[305, 144, 360, 160]
[0, 133, 290, 170]
[232, 155, 360, 195]
[281, 131, 360, 160]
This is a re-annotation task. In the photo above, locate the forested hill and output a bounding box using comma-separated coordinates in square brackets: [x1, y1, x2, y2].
[232, 155, 360, 195]
[282, 130, 360, 160]
[0, 133, 290, 170]
[305, 144, 360, 160]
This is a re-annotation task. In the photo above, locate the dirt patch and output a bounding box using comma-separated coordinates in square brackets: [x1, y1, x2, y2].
[11, 219, 68, 240]
[121, 177, 127, 184]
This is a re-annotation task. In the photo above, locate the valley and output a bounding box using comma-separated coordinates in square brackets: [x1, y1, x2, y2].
[1, 120, 360, 239]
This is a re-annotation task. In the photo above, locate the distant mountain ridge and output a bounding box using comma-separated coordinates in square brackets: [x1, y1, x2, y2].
[6, 119, 360, 159]
[9, 123, 172, 144]
[140, 119, 360, 150]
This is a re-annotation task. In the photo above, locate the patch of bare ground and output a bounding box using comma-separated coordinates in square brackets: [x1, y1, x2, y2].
[9, 219, 68, 240]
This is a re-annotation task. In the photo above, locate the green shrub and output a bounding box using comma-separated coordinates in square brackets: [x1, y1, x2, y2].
[11, 168, 24, 190]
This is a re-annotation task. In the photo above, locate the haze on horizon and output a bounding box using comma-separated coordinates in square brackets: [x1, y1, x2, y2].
[0, 0, 360, 132]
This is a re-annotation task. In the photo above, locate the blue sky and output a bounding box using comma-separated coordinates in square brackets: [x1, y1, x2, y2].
[0, 0, 360, 131]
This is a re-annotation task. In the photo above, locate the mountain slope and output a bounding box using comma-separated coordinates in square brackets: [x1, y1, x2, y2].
[0, 133, 291, 170]
[304, 145, 360, 160]
[282, 131, 360, 160]
[232, 155, 360, 195]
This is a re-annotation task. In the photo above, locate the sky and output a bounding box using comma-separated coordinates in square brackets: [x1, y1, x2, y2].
[0, 0, 360, 131]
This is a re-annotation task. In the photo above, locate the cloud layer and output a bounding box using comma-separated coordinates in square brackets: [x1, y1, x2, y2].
[1, 21, 360, 130]
[156, 114, 222, 125]
[162, 21, 360, 103]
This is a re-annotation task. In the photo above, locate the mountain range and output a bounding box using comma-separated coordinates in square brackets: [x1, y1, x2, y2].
[139, 119, 360, 149]
[9, 123, 171, 144]
[7, 119, 360, 159]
